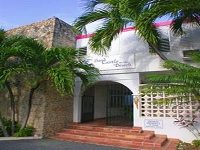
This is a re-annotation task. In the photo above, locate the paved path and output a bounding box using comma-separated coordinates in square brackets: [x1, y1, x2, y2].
[0, 139, 128, 150]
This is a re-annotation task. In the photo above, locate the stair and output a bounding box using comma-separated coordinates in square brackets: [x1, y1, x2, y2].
[52, 124, 180, 150]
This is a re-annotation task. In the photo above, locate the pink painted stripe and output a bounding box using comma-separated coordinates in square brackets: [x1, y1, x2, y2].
[122, 27, 136, 32]
[154, 20, 173, 27]
[76, 33, 94, 40]
[76, 20, 172, 40]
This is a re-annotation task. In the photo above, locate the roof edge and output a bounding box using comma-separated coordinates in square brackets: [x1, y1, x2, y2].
[76, 20, 173, 40]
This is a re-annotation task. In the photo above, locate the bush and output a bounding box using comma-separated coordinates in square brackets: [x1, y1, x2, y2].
[0, 117, 20, 137]
[14, 126, 35, 137]
[177, 141, 200, 150]
[192, 140, 200, 148]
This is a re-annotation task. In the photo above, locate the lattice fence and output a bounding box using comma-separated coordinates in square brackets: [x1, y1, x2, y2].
[139, 87, 200, 118]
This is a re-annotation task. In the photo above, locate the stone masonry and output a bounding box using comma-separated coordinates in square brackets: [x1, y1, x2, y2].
[0, 17, 76, 137]
[6, 17, 76, 48]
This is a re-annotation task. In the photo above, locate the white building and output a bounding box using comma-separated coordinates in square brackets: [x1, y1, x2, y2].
[73, 21, 200, 142]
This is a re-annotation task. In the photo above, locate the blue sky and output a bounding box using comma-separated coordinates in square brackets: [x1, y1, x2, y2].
[0, 0, 170, 33]
[0, 0, 85, 30]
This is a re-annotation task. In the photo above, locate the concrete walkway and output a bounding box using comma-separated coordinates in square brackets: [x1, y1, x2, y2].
[0, 139, 128, 150]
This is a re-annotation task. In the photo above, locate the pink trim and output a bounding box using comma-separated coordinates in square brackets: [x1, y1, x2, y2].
[76, 20, 172, 40]
[154, 20, 173, 27]
[76, 33, 94, 40]
[122, 27, 136, 32]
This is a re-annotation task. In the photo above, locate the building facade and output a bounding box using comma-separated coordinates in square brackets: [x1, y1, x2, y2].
[2, 18, 200, 142]
[74, 21, 200, 142]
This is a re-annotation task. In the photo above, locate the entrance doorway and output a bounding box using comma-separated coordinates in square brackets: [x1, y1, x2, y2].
[81, 87, 94, 123]
[81, 82, 133, 126]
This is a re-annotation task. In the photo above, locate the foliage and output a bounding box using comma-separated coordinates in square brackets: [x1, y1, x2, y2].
[145, 51, 200, 98]
[137, 0, 200, 36]
[74, 0, 200, 60]
[0, 31, 99, 95]
[0, 29, 99, 95]
[0, 28, 99, 129]
[192, 140, 200, 148]
[14, 126, 35, 137]
[177, 140, 200, 150]
[0, 117, 20, 137]
[177, 142, 197, 150]
[174, 116, 200, 139]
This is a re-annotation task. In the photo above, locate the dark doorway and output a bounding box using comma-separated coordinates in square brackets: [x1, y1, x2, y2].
[81, 82, 133, 126]
[81, 87, 94, 123]
[106, 83, 133, 126]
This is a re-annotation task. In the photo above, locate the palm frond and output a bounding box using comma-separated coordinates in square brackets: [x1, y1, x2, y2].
[74, 10, 110, 31]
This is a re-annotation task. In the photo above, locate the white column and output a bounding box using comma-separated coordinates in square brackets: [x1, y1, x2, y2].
[73, 78, 82, 123]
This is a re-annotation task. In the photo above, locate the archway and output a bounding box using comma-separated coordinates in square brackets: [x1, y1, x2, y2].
[81, 81, 133, 126]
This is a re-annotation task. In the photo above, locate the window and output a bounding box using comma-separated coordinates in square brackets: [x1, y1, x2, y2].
[182, 49, 200, 61]
[78, 47, 87, 57]
[158, 38, 170, 52]
[149, 38, 170, 53]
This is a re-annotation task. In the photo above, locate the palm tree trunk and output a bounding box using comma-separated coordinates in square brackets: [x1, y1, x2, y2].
[5, 81, 15, 136]
[0, 115, 9, 137]
[21, 83, 41, 129]
[148, 43, 168, 60]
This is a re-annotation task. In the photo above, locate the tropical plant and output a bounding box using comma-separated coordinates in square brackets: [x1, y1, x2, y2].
[137, 0, 200, 35]
[14, 126, 35, 137]
[0, 29, 99, 131]
[0, 114, 9, 137]
[145, 51, 200, 97]
[0, 116, 21, 137]
[74, 0, 200, 60]
[74, 0, 138, 53]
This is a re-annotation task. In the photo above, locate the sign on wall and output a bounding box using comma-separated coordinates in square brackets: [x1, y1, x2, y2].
[85, 54, 135, 70]
[144, 119, 163, 129]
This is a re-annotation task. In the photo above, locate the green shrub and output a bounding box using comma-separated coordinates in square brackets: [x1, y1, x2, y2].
[0, 117, 21, 137]
[192, 140, 200, 148]
[177, 141, 200, 150]
[14, 126, 35, 137]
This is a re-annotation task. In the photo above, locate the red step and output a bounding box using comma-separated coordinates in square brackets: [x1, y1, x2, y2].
[68, 124, 143, 134]
[51, 124, 180, 150]
[61, 128, 155, 140]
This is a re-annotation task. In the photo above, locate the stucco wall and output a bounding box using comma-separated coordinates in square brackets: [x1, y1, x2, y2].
[75, 22, 200, 142]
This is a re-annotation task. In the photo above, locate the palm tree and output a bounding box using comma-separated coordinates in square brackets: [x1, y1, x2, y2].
[135, 1, 200, 97]
[144, 51, 200, 99]
[137, 1, 200, 35]
[20, 46, 99, 129]
[75, 0, 200, 60]
[74, 0, 168, 60]
[0, 30, 99, 131]
[74, 0, 134, 54]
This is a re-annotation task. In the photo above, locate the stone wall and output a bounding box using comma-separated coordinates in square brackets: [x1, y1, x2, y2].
[0, 17, 75, 137]
[6, 17, 76, 48]
[52, 18, 76, 48]
[42, 83, 73, 137]
[0, 83, 73, 137]
[6, 18, 55, 48]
